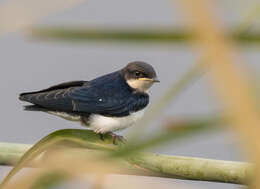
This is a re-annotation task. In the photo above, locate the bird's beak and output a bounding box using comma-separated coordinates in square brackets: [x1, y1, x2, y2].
[152, 78, 160, 83]
[138, 78, 160, 83]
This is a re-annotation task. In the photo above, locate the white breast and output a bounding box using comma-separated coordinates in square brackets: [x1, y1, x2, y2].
[88, 109, 145, 134]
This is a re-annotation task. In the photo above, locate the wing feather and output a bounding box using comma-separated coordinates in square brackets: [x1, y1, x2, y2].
[20, 80, 86, 97]
[19, 73, 149, 116]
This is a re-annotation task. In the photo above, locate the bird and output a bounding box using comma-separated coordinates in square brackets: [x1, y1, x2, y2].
[19, 61, 159, 143]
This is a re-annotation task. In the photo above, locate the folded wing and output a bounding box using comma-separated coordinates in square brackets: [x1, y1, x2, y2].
[19, 80, 149, 116]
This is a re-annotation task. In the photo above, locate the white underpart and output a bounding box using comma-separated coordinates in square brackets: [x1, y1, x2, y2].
[88, 109, 146, 134]
[47, 109, 146, 134]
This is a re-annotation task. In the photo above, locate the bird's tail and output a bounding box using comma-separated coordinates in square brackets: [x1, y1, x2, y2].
[23, 105, 48, 112]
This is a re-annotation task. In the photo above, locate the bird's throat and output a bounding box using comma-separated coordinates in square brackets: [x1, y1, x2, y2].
[126, 79, 153, 92]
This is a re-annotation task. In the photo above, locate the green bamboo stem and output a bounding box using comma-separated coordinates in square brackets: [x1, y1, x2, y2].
[0, 143, 31, 166]
[30, 27, 260, 45]
[0, 142, 252, 185]
[129, 153, 252, 184]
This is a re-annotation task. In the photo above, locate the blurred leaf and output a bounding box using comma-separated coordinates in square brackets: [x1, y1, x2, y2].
[179, 0, 260, 188]
[236, 2, 260, 34]
[110, 116, 223, 158]
[233, 32, 260, 45]
[129, 62, 206, 139]
[30, 26, 260, 45]
[0, 129, 118, 189]
[30, 172, 68, 189]
[0, 115, 223, 188]
[30, 27, 191, 43]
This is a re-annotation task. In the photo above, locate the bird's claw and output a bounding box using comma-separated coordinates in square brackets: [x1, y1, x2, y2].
[99, 133, 105, 141]
[108, 132, 126, 145]
[98, 132, 126, 145]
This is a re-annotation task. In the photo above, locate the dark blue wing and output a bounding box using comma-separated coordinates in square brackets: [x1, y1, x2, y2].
[20, 80, 86, 96]
[19, 72, 149, 116]
[69, 86, 149, 116]
[19, 81, 87, 112]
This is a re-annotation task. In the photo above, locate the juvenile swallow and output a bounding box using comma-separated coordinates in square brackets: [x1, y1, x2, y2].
[19, 61, 159, 143]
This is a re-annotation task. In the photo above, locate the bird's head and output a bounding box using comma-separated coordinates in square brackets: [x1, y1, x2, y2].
[121, 61, 159, 92]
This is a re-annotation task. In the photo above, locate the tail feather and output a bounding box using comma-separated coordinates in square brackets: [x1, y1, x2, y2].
[23, 105, 84, 122]
[19, 94, 26, 101]
[23, 105, 48, 112]
[19, 93, 33, 102]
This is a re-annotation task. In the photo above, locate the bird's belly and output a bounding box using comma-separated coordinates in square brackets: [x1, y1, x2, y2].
[88, 109, 145, 134]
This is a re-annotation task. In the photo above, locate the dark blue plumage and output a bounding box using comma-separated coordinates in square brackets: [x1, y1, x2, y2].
[19, 71, 149, 117]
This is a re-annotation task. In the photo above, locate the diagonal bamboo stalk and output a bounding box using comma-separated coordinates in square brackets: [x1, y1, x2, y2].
[0, 142, 252, 185]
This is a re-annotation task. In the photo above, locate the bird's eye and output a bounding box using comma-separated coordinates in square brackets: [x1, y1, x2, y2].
[135, 71, 141, 77]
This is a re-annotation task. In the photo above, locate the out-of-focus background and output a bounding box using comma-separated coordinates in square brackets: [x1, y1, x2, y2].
[1, 0, 259, 188]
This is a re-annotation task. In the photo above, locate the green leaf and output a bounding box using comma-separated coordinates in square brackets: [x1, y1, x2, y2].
[30, 172, 69, 189]
[0, 129, 118, 189]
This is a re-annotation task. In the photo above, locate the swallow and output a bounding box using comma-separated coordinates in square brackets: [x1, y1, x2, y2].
[19, 61, 159, 143]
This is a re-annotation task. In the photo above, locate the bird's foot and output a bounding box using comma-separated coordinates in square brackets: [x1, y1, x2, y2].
[107, 132, 126, 145]
[99, 133, 105, 141]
